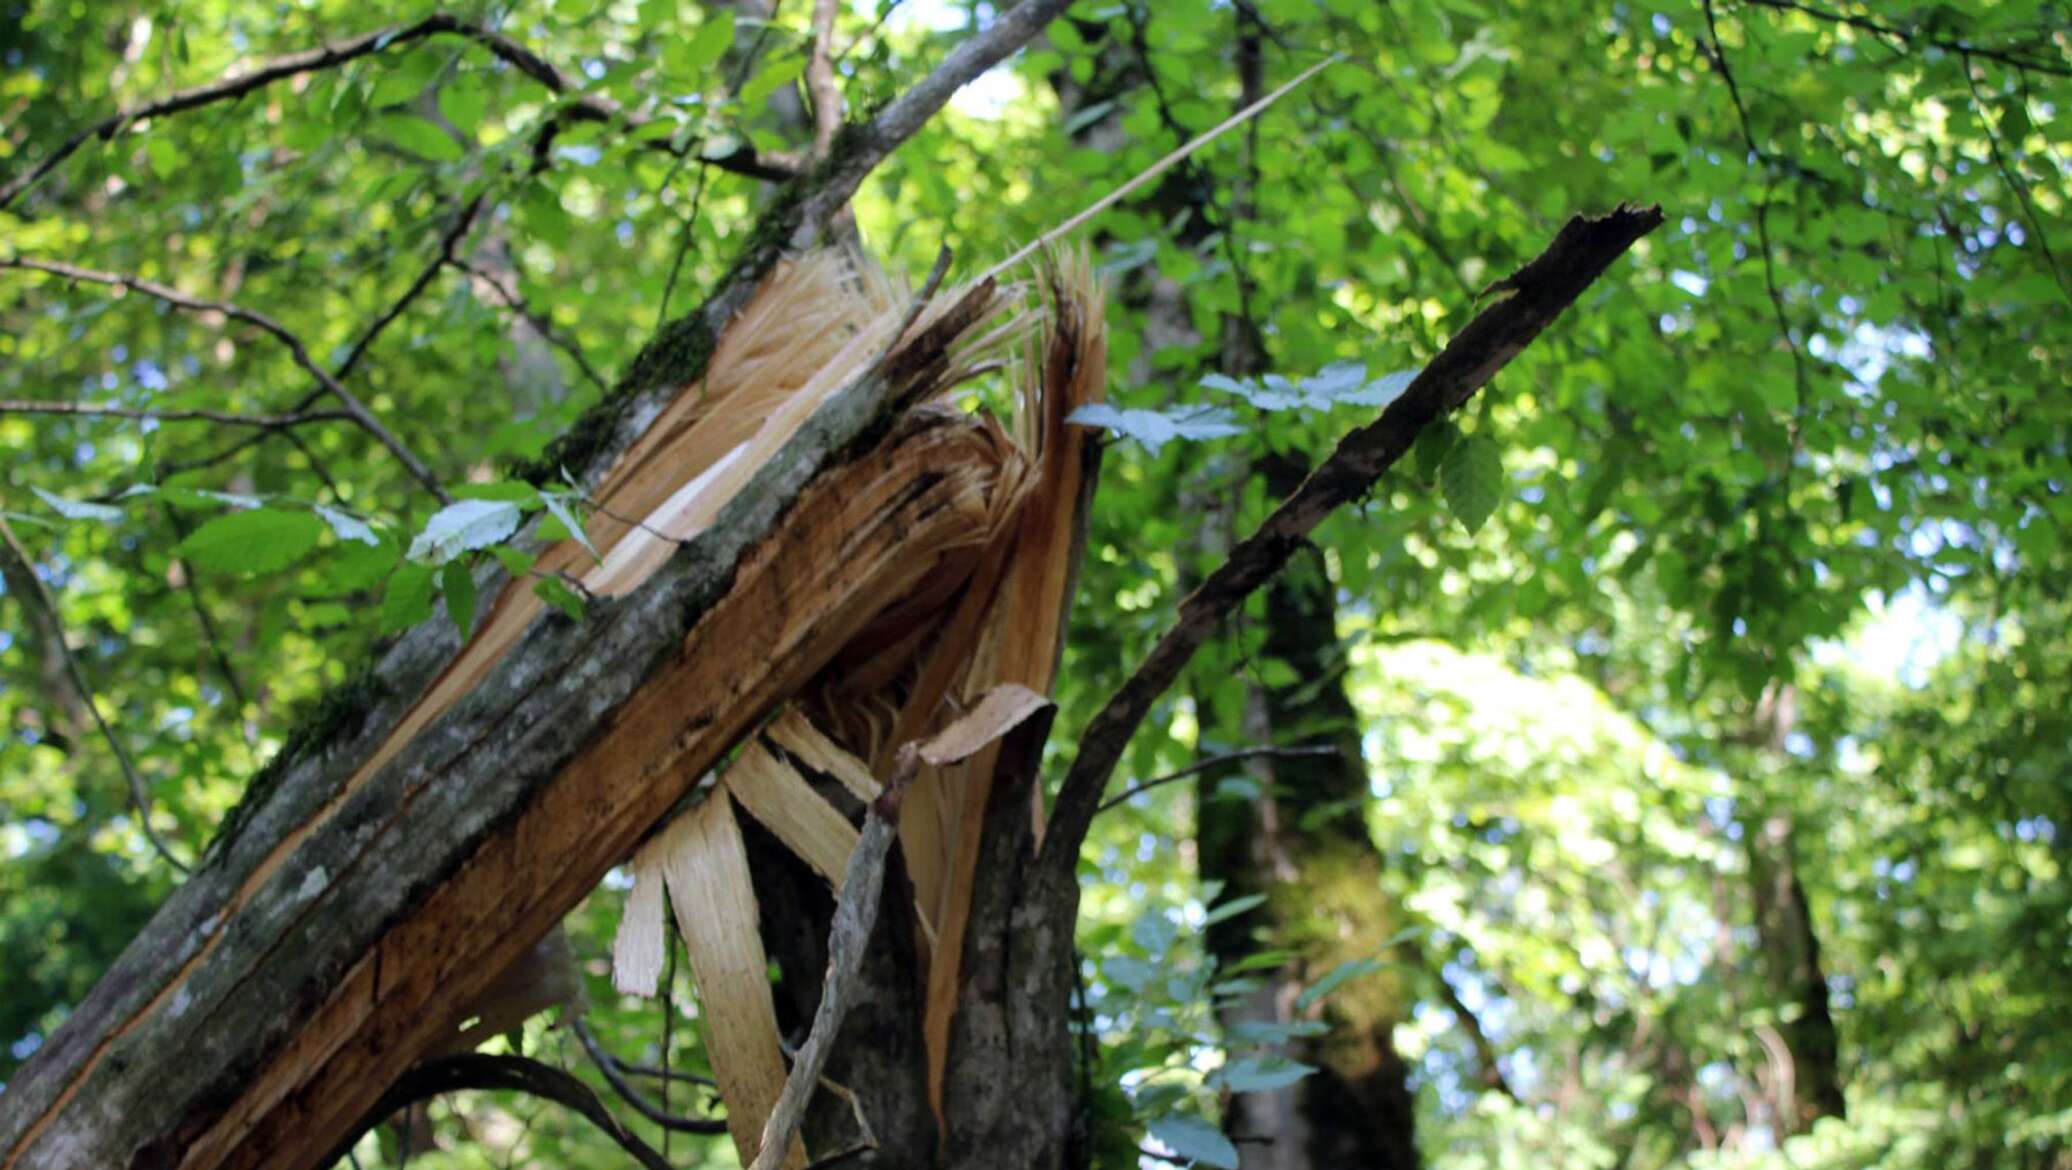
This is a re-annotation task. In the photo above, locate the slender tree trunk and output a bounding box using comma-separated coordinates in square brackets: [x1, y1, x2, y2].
[1743, 683, 1845, 1134]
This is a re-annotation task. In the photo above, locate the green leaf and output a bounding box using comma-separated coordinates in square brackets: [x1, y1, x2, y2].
[1200, 893, 1267, 927]
[539, 490, 596, 559]
[441, 561, 477, 637]
[1067, 403, 1245, 454]
[438, 78, 490, 138]
[491, 546, 537, 577]
[175, 508, 325, 573]
[1296, 956, 1386, 1011]
[740, 54, 806, 107]
[1439, 434, 1503, 535]
[675, 9, 736, 75]
[1215, 1057, 1317, 1094]
[407, 499, 524, 565]
[31, 486, 123, 523]
[314, 505, 380, 546]
[534, 575, 587, 621]
[378, 114, 465, 162]
[1147, 1116, 1239, 1169]
[382, 563, 437, 633]
[1413, 419, 1462, 482]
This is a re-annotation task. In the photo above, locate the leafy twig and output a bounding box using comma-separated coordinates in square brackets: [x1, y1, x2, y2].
[0, 516, 192, 873]
[570, 1017, 729, 1134]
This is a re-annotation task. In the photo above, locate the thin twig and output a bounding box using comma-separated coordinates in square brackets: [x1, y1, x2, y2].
[1699, 0, 1811, 454]
[747, 747, 919, 1170]
[0, 399, 354, 428]
[451, 259, 610, 394]
[158, 504, 253, 720]
[324, 1052, 675, 1170]
[1737, 0, 2072, 77]
[0, 516, 192, 873]
[570, 1017, 730, 1134]
[1096, 744, 1337, 815]
[0, 13, 788, 211]
[1041, 205, 1665, 871]
[0, 257, 451, 502]
[333, 192, 489, 384]
[1961, 55, 2072, 306]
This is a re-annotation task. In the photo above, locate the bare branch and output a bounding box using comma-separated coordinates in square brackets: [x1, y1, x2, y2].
[323, 1052, 675, 1170]
[1737, 0, 2072, 77]
[1095, 744, 1337, 816]
[0, 257, 451, 503]
[807, 0, 845, 161]
[796, 0, 1080, 235]
[570, 1018, 730, 1135]
[334, 192, 490, 384]
[0, 13, 788, 211]
[0, 399, 354, 429]
[0, 516, 192, 874]
[1041, 204, 1666, 872]
[451, 259, 610, 395]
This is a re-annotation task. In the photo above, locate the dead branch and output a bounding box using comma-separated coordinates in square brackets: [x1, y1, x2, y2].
[748, 747, 919, 1170]
[570, 1018, 729, 1135]
[1042, 203, 1666, 872]
[0, 257, 451, 503]
[323, 1053, 674, 1170]
[807, 0, 845, 161]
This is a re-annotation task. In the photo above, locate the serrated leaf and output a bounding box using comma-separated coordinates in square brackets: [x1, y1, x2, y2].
[175, 508, 324, 573]
[1440, 434, 1503, 535]
[1300, 360, 1367, 399]
[1334, 367, 1418, 407]
[407, 499, 523, 565]
[441, 561, 477, 637]
[1296, 956, 1386, 1011]
[539, 490, 596, 559]
[31, 486, 123, 523]
[382, 563, 436, 633]
[315, 505, 379, 546]
[1413, 419, 1462, 482]
[1067, 403, 1244, 454]
[1215, 1057, 1317, 1094]
[1147, 1116, 1239, 1169]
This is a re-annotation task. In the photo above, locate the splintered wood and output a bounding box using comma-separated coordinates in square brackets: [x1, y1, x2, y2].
[605, 249, 1105, 1161]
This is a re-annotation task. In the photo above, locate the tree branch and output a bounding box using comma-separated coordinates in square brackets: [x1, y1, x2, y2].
[0, 516, 192, 874]
[0, 257, 450, 502]
[451, 258, 610, 395]
[1041, 204, 1666, 872]
[1095, 744, 1336, 815]
[1737, 0, 2072, 77]
[807, 0, 845, 161]
[569, 1017, 729, 1135]
[0, 13, 787, 211]
[323, 1052, 675, 1170]
[748, 747, 919, 1170]
[0, 399, 354, 429]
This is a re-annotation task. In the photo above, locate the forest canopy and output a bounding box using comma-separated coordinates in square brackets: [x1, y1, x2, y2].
[1, 1, 2067, 1169]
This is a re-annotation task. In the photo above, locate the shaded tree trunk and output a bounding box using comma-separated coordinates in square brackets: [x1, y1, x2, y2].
[1744, 683, 1845, 1134]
